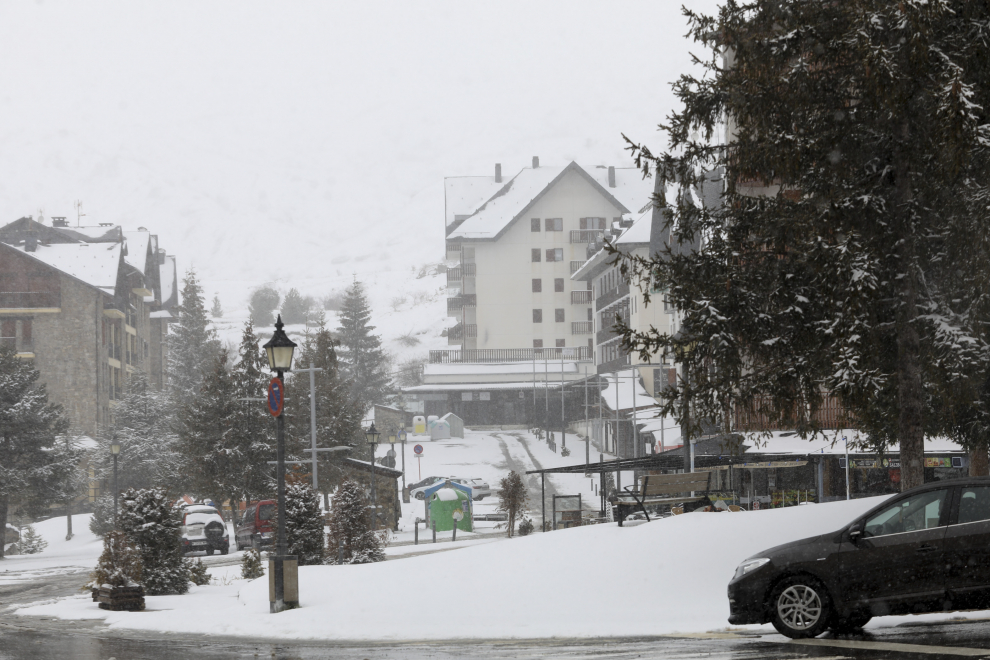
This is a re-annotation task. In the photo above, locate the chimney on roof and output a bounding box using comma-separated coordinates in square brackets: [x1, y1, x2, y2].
[532, 156, 539, 169]
[138, 226, 147, 232]
[52, 216, 68, 227]
[25, 234, 37, 252]
[608, 166, 616, 188]
[495, 163, 502, 183]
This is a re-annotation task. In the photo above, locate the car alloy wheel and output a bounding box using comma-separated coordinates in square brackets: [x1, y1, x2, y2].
[771, 576, 831, 639]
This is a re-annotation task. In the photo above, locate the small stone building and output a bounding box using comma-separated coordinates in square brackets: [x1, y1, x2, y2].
[342, 457, 403, 531]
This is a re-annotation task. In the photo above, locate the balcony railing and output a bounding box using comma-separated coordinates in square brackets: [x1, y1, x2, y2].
[570, 229, 604, 244]
[570, 290, 592, 304]
[595, 283, 630, 311]
[0, 291, 60, 308]
[571, 321, 593, 335]
[429, 346, 592, 364]
[447, 324, 478, 340]
[570, 260, 586, 275]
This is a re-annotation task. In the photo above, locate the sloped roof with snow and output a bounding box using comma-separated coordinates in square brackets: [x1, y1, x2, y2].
[447, 162, 634, 241]
[444, 175, 506, 233]
[123, 230, 151, 274]
[587, 167, 656, 216]
[599, 371, 658, 413]
[53, 224, 122, 243]
[160, 255, 177, 306]
[11, 242, 121, 292]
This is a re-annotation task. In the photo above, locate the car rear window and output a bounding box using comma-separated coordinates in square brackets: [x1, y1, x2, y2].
[958, 486, 990, 525]
[258, 503, 275, 521]
[183, 512, 220, 526]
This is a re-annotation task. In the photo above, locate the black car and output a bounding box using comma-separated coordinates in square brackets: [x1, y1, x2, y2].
[728, 477, 990, 638]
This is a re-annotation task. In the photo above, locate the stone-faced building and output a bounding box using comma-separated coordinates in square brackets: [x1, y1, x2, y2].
[0, 216, 178, 437]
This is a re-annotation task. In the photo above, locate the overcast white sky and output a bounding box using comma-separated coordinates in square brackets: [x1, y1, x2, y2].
[0, 0, 721, 301]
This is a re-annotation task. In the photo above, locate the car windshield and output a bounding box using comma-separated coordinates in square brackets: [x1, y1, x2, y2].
[863, 489, 946, 537]
[258, 503, 275, 521]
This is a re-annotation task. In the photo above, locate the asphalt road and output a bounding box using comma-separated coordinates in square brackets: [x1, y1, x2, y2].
[4, 567, 990, 660]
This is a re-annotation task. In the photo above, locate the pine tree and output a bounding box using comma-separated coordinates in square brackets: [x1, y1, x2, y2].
[335, 281, 394, 414]
[241, 547, 264, 579]
[284, 483, 325, 565]
[166, 269, 220, 412]
[12, 525, 47, 554]
[231, 320, 276, 506]
[94, 372, 183, 500]
[325, 479, 386, 564]
[89, 494, 116, 538]
[496, 471, 527, 538]
[621, 1, 990, 490]
[293, 315, 361, 500]
[280, 288, 311, 325]
[210, 294, 223, 318]
[91, 531, 143, 589]
[178, 345, 243, 508]
[0, 344, 72, 559]
[118, 488, 188, 595]
[249, 285, 280, 328]
[188, 558, 211, 586]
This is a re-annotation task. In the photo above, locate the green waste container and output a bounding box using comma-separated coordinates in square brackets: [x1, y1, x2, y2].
[429, 487, 472, 532]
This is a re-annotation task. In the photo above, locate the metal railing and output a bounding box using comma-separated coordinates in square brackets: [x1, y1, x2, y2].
[445, 263, 476, 285]
[446, 324, 478, 341]
[429, 346, 592, 363]
[595, 283, 630, 311]
[0, 291, 60, 308]
[570, 260, 586, 274]
[571, 321, 593, 335]
[570, 290, 592, 304]
[570, 230, 604, 244]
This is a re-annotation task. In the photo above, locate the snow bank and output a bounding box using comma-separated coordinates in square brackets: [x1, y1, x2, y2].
[18, 497, 906, 641]
[1, 514, 102, 573]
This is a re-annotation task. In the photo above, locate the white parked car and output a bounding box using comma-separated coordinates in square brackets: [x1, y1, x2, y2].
[410, 477, 470, 500]
[463, 478, 492, 501]
[180, 505, 229, 556]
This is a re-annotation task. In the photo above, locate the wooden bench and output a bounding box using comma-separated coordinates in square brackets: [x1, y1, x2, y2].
[610, 472, 712, 526]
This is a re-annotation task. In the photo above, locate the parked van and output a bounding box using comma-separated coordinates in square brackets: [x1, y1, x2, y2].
[234, 500, 276, 551]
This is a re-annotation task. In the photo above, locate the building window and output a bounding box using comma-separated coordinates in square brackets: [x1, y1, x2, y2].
[554, 278, 564, 292]
[0, 320, 14, 349]
[533, 309, 543, 323]
[580, 217, 607, 230]
[555, 308, 565, 323]
[532, 279, 542, 293]
[588, 338, 593, 352]
[545, 218, 562, 232]
[21, 319, 31, 345]
[556, 339, 565, 348]
[587, 307, 593, 321]
[533, 339, 543, 348]
[531, 248, 541, 262]
[531, 218, 541, 232]
[545, 248, 563, 262]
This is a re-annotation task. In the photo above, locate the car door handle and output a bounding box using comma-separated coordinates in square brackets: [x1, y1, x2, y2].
[917, 544, 937, 553]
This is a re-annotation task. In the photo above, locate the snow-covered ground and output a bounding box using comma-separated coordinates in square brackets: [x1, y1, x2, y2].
[16, 495, 990, 642]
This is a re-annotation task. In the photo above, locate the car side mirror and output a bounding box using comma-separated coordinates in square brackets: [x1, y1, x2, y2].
[848, 524, 863, 542]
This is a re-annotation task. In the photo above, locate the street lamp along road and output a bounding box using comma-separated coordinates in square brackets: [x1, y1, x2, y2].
[110, 439, 121, 530]
[262, 315, 297, 613]
[365, 423, 381, 530]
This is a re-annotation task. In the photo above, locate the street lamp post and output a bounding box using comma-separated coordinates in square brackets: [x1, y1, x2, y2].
[262, 315, 297, 614]
[365, 423, 381, 529]
[110, 439, 121, 530]
[398, 428, 407, 492]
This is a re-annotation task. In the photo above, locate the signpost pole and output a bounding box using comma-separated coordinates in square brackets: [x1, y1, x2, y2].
[844, 436, 851, 500]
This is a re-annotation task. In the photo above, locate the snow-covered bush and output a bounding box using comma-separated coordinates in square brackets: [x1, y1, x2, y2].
[89, 494, 115, 537]
[188, 558, 211, 586]
[241, 548, 264, 579]
[285, 483, 325, 565]
[10, 524, 47, 554]
[517, 516, 534, 537]
[119, 488, 189, 595]
[325, 479, 386, 565]
[561, 446, 571, 457]
[90, 531, 143, 588]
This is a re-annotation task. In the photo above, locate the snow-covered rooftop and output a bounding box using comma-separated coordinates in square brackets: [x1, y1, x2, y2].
[160, 255, 176, 304]
[13, 242, 121, 292]
[586, 166, 655, 216]
[53, 224, 121, 242]
[123, 230, 150, 274]
[444, 175, 505, 230]
[739, 430, 965, 456]
[424, 361, 585, 377]
[599, 371, 658, 412]
[404, 381, 566, 392]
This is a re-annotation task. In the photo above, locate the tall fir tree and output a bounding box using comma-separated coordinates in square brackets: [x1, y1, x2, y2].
[620, 0, 990, 490]
[294, 313, 361, 502]
[283, 482, 325, 565]
[335, 281, 394, 414]
[230, 320, 277, 505]
[179, 345, 243, 508]
[325, 479, 386, 565]
[118, 488, 188, 595]
[0, 345, 73, 558]
[166, 269, 220, 413]
[280, 288, 311, 325]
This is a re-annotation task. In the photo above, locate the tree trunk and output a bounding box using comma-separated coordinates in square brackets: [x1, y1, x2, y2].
[66, 497, 73, 541]
[970, 445, 990, 477]
[0, 494, 8, 559]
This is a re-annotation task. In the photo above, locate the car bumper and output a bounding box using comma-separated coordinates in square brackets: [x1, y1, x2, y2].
[727, 574, 771, 625]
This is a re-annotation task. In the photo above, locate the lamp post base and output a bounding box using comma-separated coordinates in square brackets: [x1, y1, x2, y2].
[268, 555, 299, 612]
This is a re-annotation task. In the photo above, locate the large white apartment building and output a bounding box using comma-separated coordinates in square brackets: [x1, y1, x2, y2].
[444, 158, 654, 356]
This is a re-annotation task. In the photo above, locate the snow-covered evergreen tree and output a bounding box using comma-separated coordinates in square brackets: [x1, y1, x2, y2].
[89, 494, 116, 537]
[118, 488, 188, 595]
[280, 288, 311, 325]
[11, 524, 47, 554]
[325, 479, 386, 565]
[620, 0, 990, 490]
[241, 547, 264, 579]
[210, 294, 223, 318]
[231, 320, 277, 505]
[0, 344, 72, 558]
[284, 483, 325, 565]
[335, 281, 394, 414]
[91, 531, 143, 589]
[249, 285, 280, 328]
[166, 269, 220, 412]
[188, 558, 211, 586]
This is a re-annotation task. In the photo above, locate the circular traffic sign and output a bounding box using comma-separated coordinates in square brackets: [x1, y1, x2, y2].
[413, 444, 423, 455]
[267, 377, 284, 417]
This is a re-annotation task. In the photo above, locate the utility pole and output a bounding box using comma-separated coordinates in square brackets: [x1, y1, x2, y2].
[561, 357, 565, 449]
[584, 366, 589, 473]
